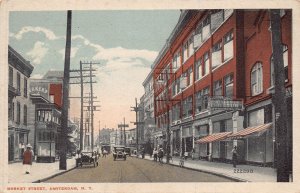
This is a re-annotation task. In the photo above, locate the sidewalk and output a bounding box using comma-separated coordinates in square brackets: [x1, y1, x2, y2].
[136, 154, 276, 182]
[8, 158, 76, 183]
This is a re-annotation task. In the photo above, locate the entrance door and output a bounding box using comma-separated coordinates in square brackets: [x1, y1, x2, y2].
[220, 141, 226, 161]
[8, 135, 14, 161]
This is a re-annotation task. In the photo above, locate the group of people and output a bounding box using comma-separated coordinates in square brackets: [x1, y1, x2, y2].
[152, 147, 164, 163]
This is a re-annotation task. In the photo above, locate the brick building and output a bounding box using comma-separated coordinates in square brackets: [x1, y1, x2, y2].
[8, 46, 34, 161]
[151, 9, 292, 167]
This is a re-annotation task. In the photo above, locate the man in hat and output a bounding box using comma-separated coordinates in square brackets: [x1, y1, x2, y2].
[23, 144, 34, 174]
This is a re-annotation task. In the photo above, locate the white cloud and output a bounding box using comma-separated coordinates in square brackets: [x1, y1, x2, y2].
[26, 41, 48, 65]
[13, 26, 61, 40]
[30, 73, 43, 79]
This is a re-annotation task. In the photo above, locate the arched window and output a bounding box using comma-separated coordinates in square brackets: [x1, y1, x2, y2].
[270, 45, 288, 86]
[251, 62, 263, 96]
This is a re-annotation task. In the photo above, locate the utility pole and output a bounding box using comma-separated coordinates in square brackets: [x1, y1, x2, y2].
[270, 9, 289, 182]
[131, 98, 143, 153]
[89, 62, 95, 151]
[59, 10, 72, 170]
[98, 121, 101, 146]
[118, 118, 129, 146]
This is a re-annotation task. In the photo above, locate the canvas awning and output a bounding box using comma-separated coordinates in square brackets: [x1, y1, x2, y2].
[195, 131, 232, 144]
[228, 123, 272, 139]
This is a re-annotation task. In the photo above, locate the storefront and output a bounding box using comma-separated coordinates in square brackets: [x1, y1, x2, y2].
[181, 126, 193, 157]
[193, 119, 209, 159]
[171, 126, 180, 156]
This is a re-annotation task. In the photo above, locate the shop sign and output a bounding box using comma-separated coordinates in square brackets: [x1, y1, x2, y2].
[30, 82, 49, 100]
[208, 97, 243, 111]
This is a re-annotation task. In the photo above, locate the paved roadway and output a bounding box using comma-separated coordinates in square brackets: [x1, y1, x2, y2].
[46, 155, 233, 182]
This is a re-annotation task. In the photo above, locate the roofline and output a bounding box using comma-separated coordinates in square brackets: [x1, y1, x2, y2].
[8, 45, 34, 72]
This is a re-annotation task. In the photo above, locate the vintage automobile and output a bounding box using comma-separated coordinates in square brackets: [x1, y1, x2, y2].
[76, 151, 99, 167]
[124, 147, 132, 156]
[113, 146, 126, 161]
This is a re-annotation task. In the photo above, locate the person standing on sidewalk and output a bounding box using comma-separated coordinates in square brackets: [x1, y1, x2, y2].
[23, 144, 33, 174]
[232, 146, 238, 168]
[153, 148, 157, 161]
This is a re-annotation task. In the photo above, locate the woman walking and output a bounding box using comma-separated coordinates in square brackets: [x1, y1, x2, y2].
[23, 144, 33, 174]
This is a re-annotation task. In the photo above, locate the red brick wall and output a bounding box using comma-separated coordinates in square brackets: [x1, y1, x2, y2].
[49, 84, 62, 108]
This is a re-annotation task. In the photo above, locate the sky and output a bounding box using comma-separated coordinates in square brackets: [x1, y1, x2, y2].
[9, 10, 181, 131]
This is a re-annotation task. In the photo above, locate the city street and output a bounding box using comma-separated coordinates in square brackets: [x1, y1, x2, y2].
[45, 155, 233, 182]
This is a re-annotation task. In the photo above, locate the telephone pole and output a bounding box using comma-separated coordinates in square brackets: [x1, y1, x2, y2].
[59, 10, 72, 170]
[131, 98, 143, 153]
[270, 9, 289, 182]
[118, 118, 129, 146]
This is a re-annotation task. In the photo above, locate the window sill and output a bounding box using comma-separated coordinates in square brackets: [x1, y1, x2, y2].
[251, 91, 264, 97]
[181, 84, 193, 92]
[195, 74, 209, 84]
[182, 115, 193, 120]
[195, 110, 209, 116]
[211, 57, 234, 72]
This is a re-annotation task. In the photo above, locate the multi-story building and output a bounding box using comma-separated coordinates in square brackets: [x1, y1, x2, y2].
[137, 95, 145, 147]
[8, 46, 34, 161]
[151, 9, 292, 167]
[27, 74, 63, 162]
[142, 71, 156, 151]
[127, 128, 136, 147]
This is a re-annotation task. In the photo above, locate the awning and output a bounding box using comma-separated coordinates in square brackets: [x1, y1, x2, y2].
[195, 131, 232, 144]
[228, 123, 272, 139]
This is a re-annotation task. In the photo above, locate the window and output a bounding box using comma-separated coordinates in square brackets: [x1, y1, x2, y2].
[214, 80, 222, 97]
[224, 31, 234, 61]
[212, 41, 222, 69]
[176, 78, 180, 94]
[204, 52, 210, 75]
[251, 62, 263, 96]
[182, 43, 188, 63]
[213, 119, 233, 133]
[270, 45, 289, 86]
[224, 74, 234, 98]
[9, 67, 13, 86]
[186, 67, 193, 86]
[17, 73, 21, 93]
[23, 105, 27, 125]
[172, 103, 181, 122]
[182, 96, 193, 118]
[17, 102, 20, 124]
[202, 16, 211, 41]
[224, 9, 234, 20]
[211, 10, 224, 32]
[172, 51, 181, 71]
[195, 87, 210, 113]
[249, 108, 264, 127]
[194, 22, 203, 48]
[195, 58, 203, 81]
[24, 78, 28, 97]
[188, 35, 194, 58]
[195, 125, 209, 136]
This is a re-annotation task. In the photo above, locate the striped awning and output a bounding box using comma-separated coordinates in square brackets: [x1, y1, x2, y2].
[195, 131, 232, 144]
[228, 123, 273, 139]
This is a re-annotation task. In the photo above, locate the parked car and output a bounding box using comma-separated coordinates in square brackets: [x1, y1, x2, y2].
[113, 146, 126, 161]
[124, 147, 131, 156]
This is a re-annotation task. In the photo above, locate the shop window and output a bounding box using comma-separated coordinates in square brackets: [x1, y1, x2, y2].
[195, 87, 210, 113]
[251, 62, 263, 96]
[224, 31, 234, 61]
[204, 52, 210, 76]
[214, 80, 222, 97]
[270, 44, 288, 86]
[212, 41, 222, 69]
[224, 73, 234, 98]
[195, 125, 209, 136]
[195, 57, 203, 81]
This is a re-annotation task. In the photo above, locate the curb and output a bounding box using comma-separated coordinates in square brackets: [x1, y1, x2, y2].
[133, 156, 248, 182]
[32, 165, 77, 183]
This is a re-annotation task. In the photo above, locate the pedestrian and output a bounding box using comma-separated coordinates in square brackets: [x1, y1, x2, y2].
[158, 148, 164, 163]
[179, 155, 185, 167]
[19, 142, 25, 159]
[23, 144, 33, 174]
[191, 148, 195, 160]
[153, 148, 157, 161]
[102, 149, 107, 158]
[232, 146, 238, 168]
